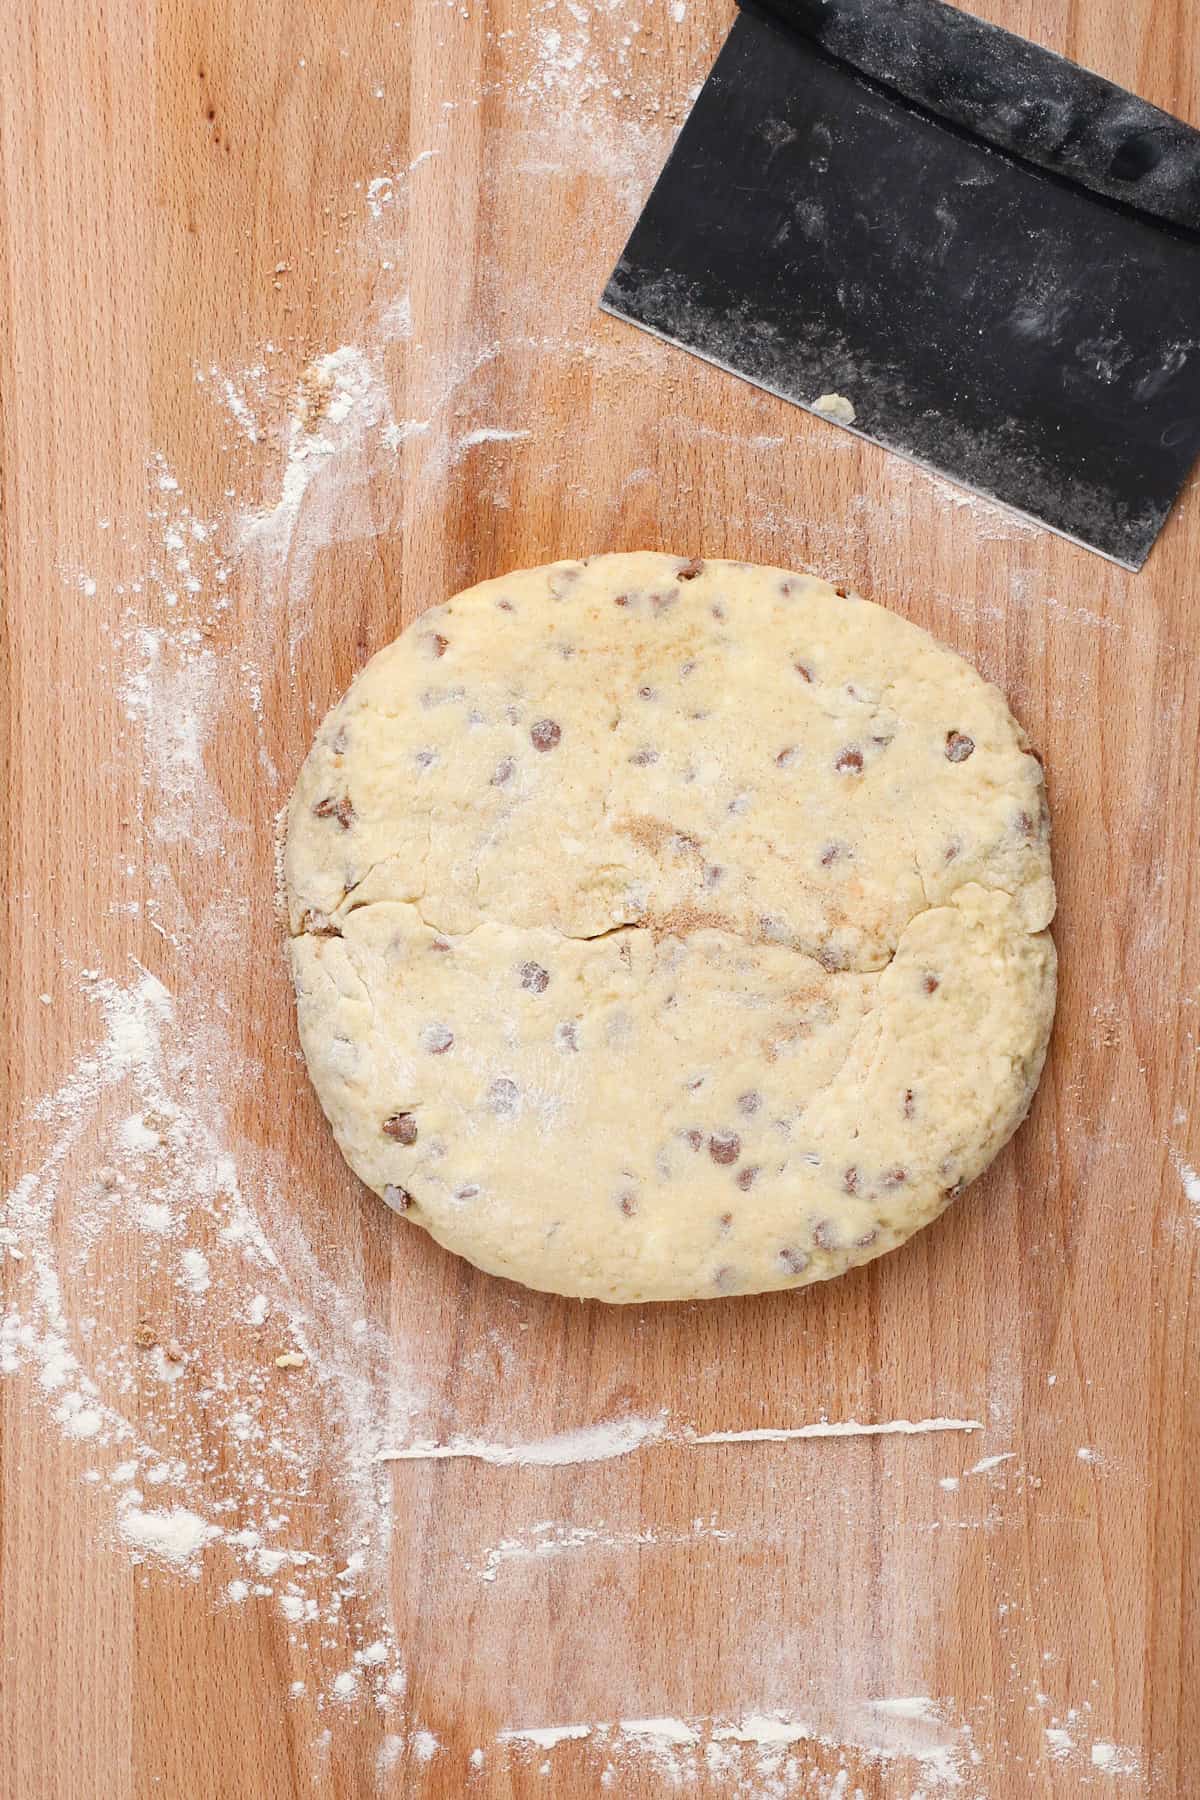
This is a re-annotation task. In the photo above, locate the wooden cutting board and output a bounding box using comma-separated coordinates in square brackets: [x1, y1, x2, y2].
[2, 1, 1196, 1795]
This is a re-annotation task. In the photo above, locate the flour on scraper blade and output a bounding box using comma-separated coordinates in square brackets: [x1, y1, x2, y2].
[285, 553, 1056, 1303]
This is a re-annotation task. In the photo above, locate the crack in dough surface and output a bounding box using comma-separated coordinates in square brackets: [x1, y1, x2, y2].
[286, 553, 1056, 1302]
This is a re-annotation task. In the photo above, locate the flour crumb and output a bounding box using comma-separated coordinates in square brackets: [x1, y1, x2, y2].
[457, 426, 531, 450]
[150, 1345, 187, 1383]
[180, 1248, 211, 1294]
[968, 1452, 1014, 1475]
[118, 1500, 216, 1567]
[713, 1716, 810, 1745]
[61, 1403, 104, 1440]
[120, 1113, 162, 1153]
[619, 1717, 699, 1745]
[377, 1736, 404, 1778]
[501, 1724, 593, 1749]
[867, 1696, 939, 1722]
[381, 294, 412, 338]
[1088, 1740, 1139, 1774]
[412, 1729, 440, 1763]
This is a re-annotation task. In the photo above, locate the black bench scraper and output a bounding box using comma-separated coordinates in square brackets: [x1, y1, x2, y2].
[601, 0, 1200, 569]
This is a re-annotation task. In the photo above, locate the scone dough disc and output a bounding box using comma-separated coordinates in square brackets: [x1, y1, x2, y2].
[286, 553, 1056, 1303]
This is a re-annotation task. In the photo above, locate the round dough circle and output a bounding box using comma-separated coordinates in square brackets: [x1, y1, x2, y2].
[286, 553, 1056, 1303]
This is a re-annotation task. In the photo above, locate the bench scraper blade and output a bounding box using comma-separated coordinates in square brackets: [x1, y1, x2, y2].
[601, 0, 1200, 570]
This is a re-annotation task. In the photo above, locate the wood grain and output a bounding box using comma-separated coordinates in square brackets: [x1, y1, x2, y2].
[2, 0, 1197, 1795]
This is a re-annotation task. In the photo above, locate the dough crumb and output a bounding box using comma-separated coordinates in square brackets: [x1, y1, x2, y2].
[812, 392, 856, 425]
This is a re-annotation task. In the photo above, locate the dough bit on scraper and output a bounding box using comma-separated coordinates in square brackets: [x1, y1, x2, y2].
[601, 0, 1200, 569]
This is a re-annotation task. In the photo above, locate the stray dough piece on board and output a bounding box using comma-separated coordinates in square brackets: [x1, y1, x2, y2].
[286, 553, 1056, 1303]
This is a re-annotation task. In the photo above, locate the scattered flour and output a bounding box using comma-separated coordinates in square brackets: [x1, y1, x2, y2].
[376, 1735, 404, 1779]
[220, 375, 262, 443]
[379, 1414, 981, 1466]
[118, 1500, 217, 1568]
[490, 1704, 989, 1791]
[1089, 1740, 1140, 1775]
[2, 964, 414, 1704]
[180, 1248, 211, 1295]
[689, 1418, 982, 1448]
[866, 1697, 940, 1723]
[500, 1724, 593, 1749]
[6, 13, 1149, 1787]
[967, 1452, 1014, 1475]
[620, 1717, 700, 1745]
[457, 426, 532, 450]
[713, 1717, 812, 1746]
[476, 1515, 732, 1582]
[378, 1415, 668, 1466]
[120, 628, 232, 855]
[238, 346, 401, 626]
